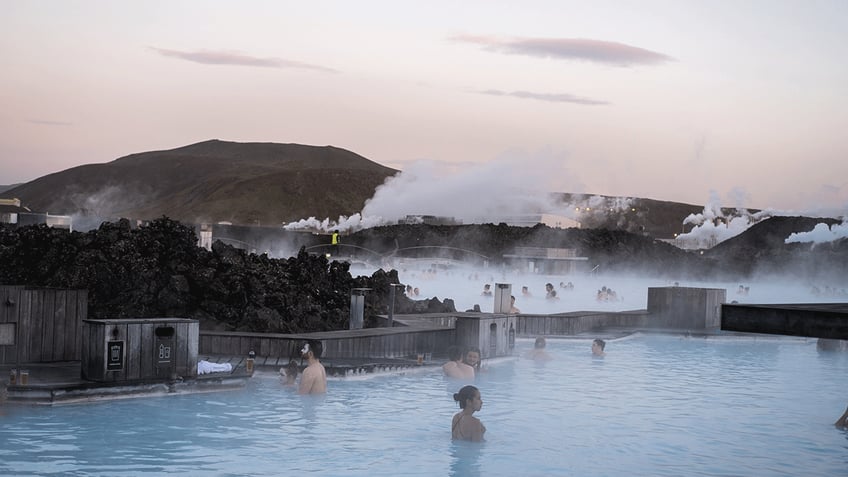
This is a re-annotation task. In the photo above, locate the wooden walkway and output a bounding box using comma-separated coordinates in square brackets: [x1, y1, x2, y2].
[1, 358, 250, 406]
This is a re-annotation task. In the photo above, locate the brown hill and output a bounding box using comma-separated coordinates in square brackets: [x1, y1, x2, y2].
[0, 140, 771, 239]
[0, 140, 398, 226]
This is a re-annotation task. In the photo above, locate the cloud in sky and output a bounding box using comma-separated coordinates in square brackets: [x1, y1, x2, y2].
[451, 34, 674, 66]
[148, 47, 338, 73]
[27, 119, 72, 126]
[479, 89, 609, 105]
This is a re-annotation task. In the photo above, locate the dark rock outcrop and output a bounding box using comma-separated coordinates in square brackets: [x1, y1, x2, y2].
[2, 215, 845, 333]
[0, 218, 454, 332]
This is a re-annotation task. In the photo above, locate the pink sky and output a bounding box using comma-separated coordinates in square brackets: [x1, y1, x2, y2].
[1, 0, 847, 216]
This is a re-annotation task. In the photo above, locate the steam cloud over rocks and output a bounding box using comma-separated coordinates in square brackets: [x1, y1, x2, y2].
[284, 156, 641, 234]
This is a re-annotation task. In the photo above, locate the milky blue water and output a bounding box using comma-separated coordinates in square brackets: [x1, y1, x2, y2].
[2, 334, 847, 476]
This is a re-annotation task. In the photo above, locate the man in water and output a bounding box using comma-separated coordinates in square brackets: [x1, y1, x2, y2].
[443, 345, 475, 379]
[298, 339, 327, 394]
[509, 295, 520, 313]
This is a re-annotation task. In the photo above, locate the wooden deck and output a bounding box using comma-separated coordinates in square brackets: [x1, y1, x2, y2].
[0, 353, 435, 405]
[1, 357, 251, 406]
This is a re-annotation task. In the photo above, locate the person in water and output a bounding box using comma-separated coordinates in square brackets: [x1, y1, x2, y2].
[452, 385, 486, 442]
[592, 338, 607, 357]
[298, 339, 327, 395]
[524, 337, 552, 361]
[835, 404, 848, 429]
[509, 295, 520, 314]
[463, 347, 483, 373]
[280, 359, 299, 386]
[443, 345, 475, 379]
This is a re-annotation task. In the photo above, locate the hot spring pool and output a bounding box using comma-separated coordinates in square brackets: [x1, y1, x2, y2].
[2, 334, 847, 476]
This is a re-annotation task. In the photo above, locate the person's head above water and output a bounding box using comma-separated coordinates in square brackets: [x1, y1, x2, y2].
[534, 337, 547, 349]
[301, 339, 323, 360]
[284, 360, 299, 384]
[286, 359, 298, 375]
[592, 339, 606, 356]
[464, 348, 481, 369]
[453, 385, 481, 410]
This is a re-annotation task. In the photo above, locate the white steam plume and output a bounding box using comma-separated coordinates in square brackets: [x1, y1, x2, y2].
[785, 220, 848, 244]
[676, 190, 774, 249]
[285, 149, 606, 233]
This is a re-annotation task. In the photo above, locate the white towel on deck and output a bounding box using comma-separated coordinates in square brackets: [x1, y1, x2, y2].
[197, 360, 233, 375]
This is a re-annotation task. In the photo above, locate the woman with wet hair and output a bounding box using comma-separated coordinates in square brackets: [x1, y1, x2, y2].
[452, 385, 486, 442]
[463, 347, 482, 373]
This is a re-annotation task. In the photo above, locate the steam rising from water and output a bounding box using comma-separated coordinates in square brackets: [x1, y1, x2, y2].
[352, 262, 848, 315]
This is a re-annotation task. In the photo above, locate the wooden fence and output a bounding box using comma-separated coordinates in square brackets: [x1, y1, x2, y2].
[0, 286, 87, 365]
[199, 310, 650, 361]
[200, 326, 455, 362]
[517, 310, 649, 337]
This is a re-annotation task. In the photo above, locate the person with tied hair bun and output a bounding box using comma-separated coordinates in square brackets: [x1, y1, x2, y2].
[451, 385, 486, 442]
